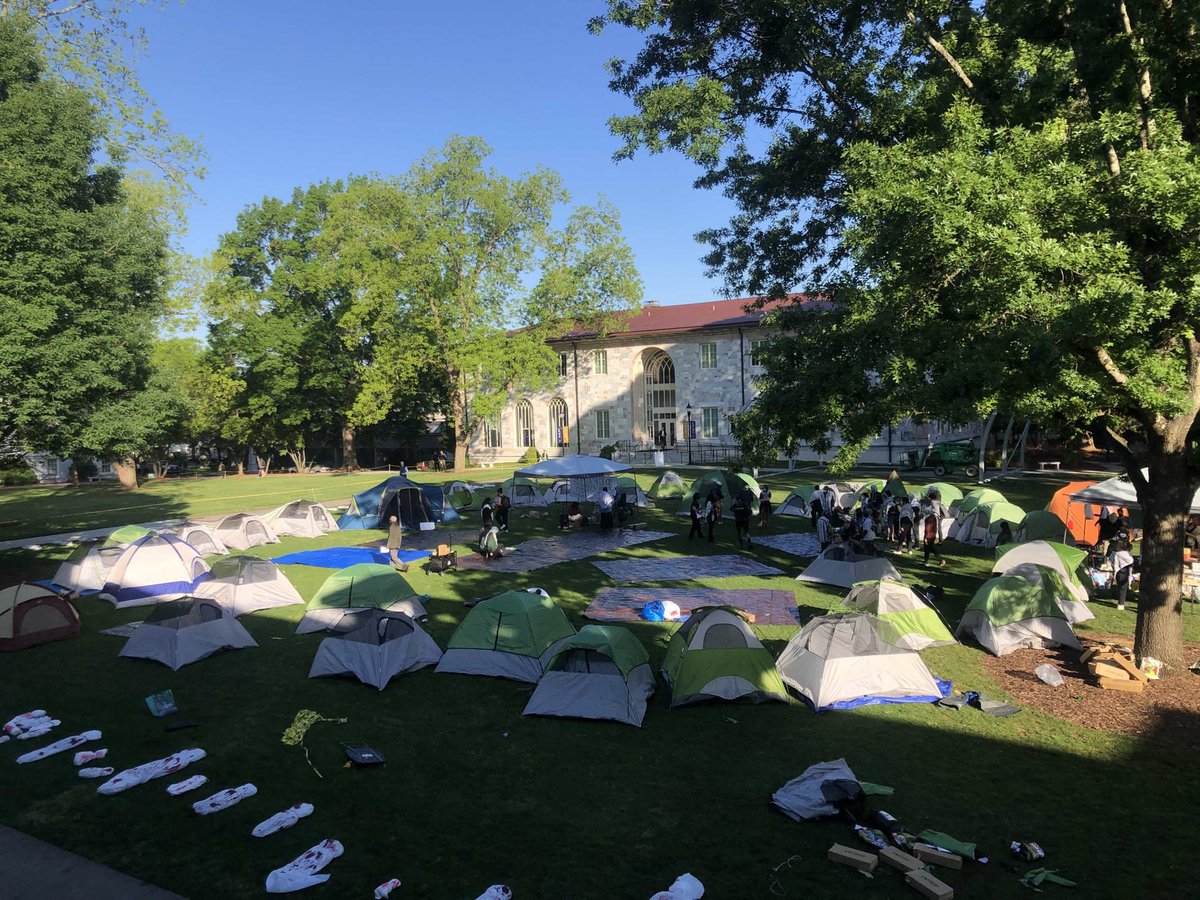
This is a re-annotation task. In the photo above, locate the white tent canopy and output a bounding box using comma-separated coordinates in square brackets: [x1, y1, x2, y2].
[796, 545, 903, 589]
[515, 455, 631, 478]
[1070, 468, 1200, 512]
[101, 535, 211, 609]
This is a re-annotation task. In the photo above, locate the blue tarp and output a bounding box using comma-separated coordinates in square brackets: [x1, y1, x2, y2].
[811, 678, 954, 712]
[271, 547, 430, 569]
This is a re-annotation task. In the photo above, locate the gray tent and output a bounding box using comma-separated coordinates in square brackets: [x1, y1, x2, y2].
[434, 589, 575, 683]
[795, 544, 903, 589]
[192, 555, 304, 616]
[176, 522, 228, 556]
[119, 597, 258, 670]
[308, 609, 442, 690]
[522, 625, 655, 727]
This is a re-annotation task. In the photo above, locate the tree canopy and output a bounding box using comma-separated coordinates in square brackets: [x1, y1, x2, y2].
[595, 1, 1200, 669]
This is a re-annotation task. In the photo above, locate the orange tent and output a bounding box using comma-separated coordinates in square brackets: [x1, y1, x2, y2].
[1047, 481, 1100, 546]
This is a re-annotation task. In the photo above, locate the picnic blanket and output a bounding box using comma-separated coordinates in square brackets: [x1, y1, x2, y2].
[752, 533, 823, 558]
[585, 587, 800, 625]
[454, 530, 674, 574]
[592, 555, 784, 583]
[271, 547, 430, 568]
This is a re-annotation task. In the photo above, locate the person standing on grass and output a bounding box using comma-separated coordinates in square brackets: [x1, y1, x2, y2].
[705, 493, 718, 543]
[688, 493, 704, 540]
[1112, 540, 1135, 610]
[733, 484, 755, 549]
[921, 502, 946, 568]
[816, 510, 832, 551]
[597, 486, 615, 530]
[495, 487, 511, 532]
[758, 485, 773, 528]
[386, 516, 408, 573]
[399, 460, 409, 478]
[898, 500, 914, 554]
[480, 494, 494, 532]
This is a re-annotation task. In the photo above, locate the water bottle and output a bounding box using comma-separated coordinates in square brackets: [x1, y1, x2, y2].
[866, 810, 911, 849]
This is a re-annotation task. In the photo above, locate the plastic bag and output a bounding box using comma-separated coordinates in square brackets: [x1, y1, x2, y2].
[1035, 664, 1064, 687]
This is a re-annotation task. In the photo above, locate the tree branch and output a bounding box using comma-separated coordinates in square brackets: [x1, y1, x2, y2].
[35, 0, 96, 19]
[906, 10, 974, 91]
[1096, 346, 1132, 387]
[1119, 1, 1156, 149]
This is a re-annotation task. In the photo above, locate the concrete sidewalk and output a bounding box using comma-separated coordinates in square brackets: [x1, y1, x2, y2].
[0, 825, 186, 899]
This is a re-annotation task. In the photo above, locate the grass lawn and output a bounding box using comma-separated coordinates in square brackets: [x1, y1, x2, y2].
[0, 467, 1195, 898]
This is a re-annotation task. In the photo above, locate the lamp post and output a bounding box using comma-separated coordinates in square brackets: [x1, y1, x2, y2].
[685, 404, 693, 466]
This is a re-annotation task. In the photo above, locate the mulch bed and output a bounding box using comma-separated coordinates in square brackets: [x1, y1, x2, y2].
[979, 633, 1200, 749]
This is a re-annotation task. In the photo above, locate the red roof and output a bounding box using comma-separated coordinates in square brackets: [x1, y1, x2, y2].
[559, 294, 804, 341]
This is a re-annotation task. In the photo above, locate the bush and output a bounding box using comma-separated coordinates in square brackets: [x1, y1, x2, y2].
[0, 466, 37, 486]
[73, 458, 98, 480]
[520, 447, 540, 464]
[599, 444, 619, 460]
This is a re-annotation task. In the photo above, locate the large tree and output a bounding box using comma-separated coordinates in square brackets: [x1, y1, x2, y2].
[596, 2, 1200, 671]
[0, 15, 168, 478]
[326, 136, 643, 471]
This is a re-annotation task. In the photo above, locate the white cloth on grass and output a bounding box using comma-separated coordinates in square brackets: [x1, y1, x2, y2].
[17, 730, 102, 764]
[650, 874, 705, 899]
[167, 775, 208, 796]
[16, 720, 61, 740]
[79, 767, 114, 779]
[266, 839, 344, 893]
[98, 747, 206, 795]
[374, 878, 401, 898]
[74, 749, 107, 766]
[253, 803, 314, 837]
[4, 709, 48, 736]
[475, 888, 512, 900]
[193, 783, 257, 815]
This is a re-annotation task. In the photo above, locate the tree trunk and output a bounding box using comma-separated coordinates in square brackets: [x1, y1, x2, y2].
[452, 376, 470, 472]
[288, 449, 309, 474]
[260, 454, 273, 475]
[114, 459, 138, 491]
[1134, 445, 1190, 673]
[342, 425, 357, 470]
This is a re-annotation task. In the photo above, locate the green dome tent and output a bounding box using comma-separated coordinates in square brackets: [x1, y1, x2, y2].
[952, 500, 1025, 546]
[955, 488, 1006, 515]
[435, 589, 576, 683]
[1016, 510, 1069, 542]
[994, 540, 1088, 590]
[854, 471, 908, 506]
[649, 471, 687, 500]
[296, 563, 426, 634]
[922, 482, 963, 505]
[956, 574, 1083, 656]
[777, 483, 821, 517]
[661, 606, 787, 707]
[679, 470, 762, 518]
[841, 579, 955, 651]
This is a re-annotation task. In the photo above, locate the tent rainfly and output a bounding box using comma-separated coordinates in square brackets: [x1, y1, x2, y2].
[1001, 563, 1094, 619]
[922, 482, 964, 505]
[52, 526, 154, 595]
[649, 471, 687, 500]
[265, 500, 339, 539]
[796, 545, 903, 589]
[308, 609, 442, 690]
[1017, 509, 1070, 543]
[193, 555, 304, 616]
[956, 574, 1083, 656]
[214, 514, 279, 550]
[854, 471, 908, 506]
[446, 480, 488, 510]
[776, 483, 822, 517]
[0, 583, 80, 651]
[776, 613, 948, 710]
[661, 606, 787, 707]
[435, 588, 575, 683]
[337, 477, 459, 530]
[175, 522, 228, 556]
[841, 579, 955, 650]
[993, 540, 1089, 592]
[952, 500, 1025, 546]
[296, 563, 427, 634]
[100, 534, 211, 609]
[1047, 481, 1101, 546]
[523, 625, 655, 727]
[954, 488, 1006, 515]
[678, 470, 762, 518]
[119, 597, 257, 669]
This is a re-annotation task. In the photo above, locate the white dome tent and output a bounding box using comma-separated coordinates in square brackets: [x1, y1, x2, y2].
[100, 534, 211, 609]
[214, 513, 279, 550]
[176, 522, 228, 557]
[264, 500, 339, 539]
[193, 556, 304, 616]
[308, 609, 442, 690]
[119, 597, 257, 670]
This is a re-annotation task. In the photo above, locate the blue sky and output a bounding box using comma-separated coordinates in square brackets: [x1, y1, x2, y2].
[126, 0, 747, 305]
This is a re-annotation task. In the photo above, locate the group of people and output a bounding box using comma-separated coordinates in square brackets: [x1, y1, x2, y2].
[812, 486, 950, 568]
[688, 482, 773, 549]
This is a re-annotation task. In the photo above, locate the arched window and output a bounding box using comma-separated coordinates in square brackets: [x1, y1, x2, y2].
[515, 400, 534, 448]
[643, 350, 677, 446]
[548, 398, 569, 447]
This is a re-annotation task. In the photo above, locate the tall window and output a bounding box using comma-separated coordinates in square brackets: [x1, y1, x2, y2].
[515, 400, 534, 447]
[558, 353, 569, 377]
[595, 409, 611, 440]
[643, 350, 677, 445]
[548, 397, 569, 447]
[701, 407, 720, 439]
[484, 418, 501, 449]
[749, 339, 767, 365]
[700, 342, 718, 369]
[592, 349, 608, 375]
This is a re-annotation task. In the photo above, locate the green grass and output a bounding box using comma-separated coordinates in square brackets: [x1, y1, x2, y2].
[0, 468, 1195, 898]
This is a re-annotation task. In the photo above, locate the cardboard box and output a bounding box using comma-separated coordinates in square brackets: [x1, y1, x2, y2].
[1088, 660, 1130, 680]
[1108, 653, 1149, 683]
[828, 843, 878, 873]
[880, 846, 924, 872]
[1097, 676, 1145, 693]
[912, 843, 963, 870]
[906, 868, 954, 900]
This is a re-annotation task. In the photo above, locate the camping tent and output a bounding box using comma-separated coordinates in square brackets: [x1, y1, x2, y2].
[446, 480, 491, 510]
[0, 583, 80, 651]
[1047, 481, 1101, 546]
[119, 597, 257, 669]
[994, 540, 1089, 589]
[176, 522, 228, 556]
[1002, 562, 1094, 619]
[193, 555, 304, 616]
[955, 487, 1006, 514]
[956, 575, 1084, 656]
[296, 563, 427, 634]
[100, 534, 211, 609]
[952, 500, 1025, 546]
[336, 476, 453, 530]
[660, 606, 787, 707]
[523, 625, 656, 727]
[498, 475, 550, 508]
[264, 500, 339, 539]
[922, 482, 963, 505]
[435, 589, 576, 683]
[679, 470, 762, 518]
[1017, 509, 1070, 543]
[613, 475, 648, 508]
[796, 544, 903, 589]
[776, 483, 822, 517]
[649, 471, 687, 500]
[854, 471, 908, 506]
[776, 613, 948, 710]
[214, 513, 279, 550]
[52, 526, 153, 594]
[841, 579, 955, 650]
[308, 608, 442, 690]
[515, 455, 631, 478]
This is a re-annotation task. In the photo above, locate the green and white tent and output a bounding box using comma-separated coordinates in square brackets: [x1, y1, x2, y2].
[841, 579, 955, 651]
[854, 471, 909, 506]
[678, 470, 762, 518]
[952, 500, 1025, 546]
[296, 563, 427, 634]
[954, 487, 1006, 515]
[922, 482, 963, 505]
[523, 625, 655, 727]
[956, 574, 1083, 656]
[649, 470, 687, 500]
[1016, 510, 1069, 543]
[499, 475, 549, 508]
[661, 606, 787, 707]
[777, 483, 821, 516]
[436, 588, 576, 683]
[994, 540, 1089, 591]
[797, 544, 903, 589]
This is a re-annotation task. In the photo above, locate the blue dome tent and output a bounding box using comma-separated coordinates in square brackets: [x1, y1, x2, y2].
[338, 477, 461, 530]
